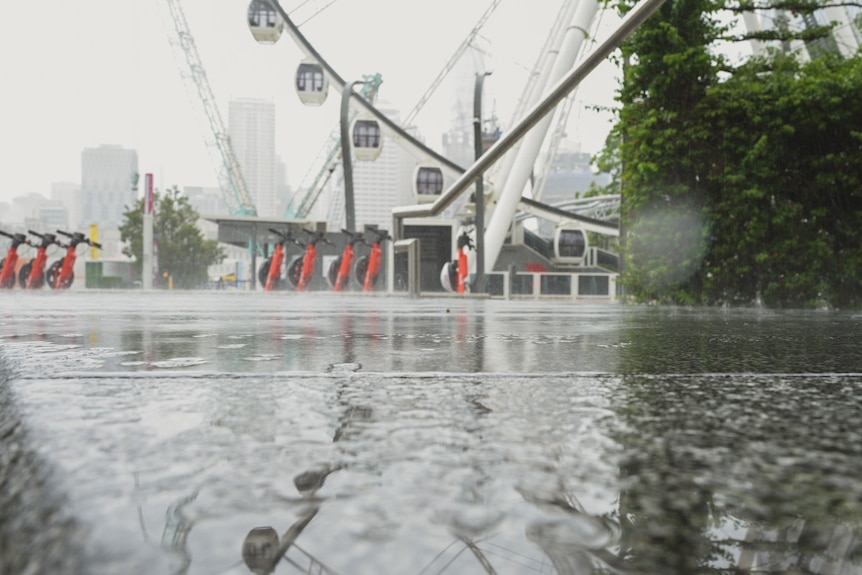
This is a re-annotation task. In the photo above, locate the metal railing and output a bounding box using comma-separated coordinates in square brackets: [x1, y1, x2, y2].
[484, 270, 617, 300]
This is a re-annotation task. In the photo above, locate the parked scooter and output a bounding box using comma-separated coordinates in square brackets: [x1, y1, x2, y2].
[288, 229, 333, 291]
[327, 229, 366, 291]
[46, 230, 102, 289]
[441, 229, 473, 293]
[18, 230, 60, 289]
[0, 230, 31, 289]
[353, 229, 391, 292]
[258, 228, 295, 291]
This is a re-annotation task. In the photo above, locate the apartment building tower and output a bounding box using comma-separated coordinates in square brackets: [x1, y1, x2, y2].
[81, 145, 138, 229]
[228, 98, 277, 218]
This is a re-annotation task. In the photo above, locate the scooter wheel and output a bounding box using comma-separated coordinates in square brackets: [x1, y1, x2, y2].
[258, 258, 272, 288]
[46, 259, 63, 289]
[53, 260, 73, 289]
[0, 259, 11, 289]
[18, 261, 33, 289]
[286, 256, 303, 289]
[440, 261, 457, 293]
[327, 257, 341, 289]
[352, 256, 369, 289]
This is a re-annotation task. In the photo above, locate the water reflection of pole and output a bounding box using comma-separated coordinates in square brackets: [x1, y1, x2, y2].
[341, 314, 354, 366]
[474, 312, 485, 372]
[241, 507, 320, 575]
[161, 489, 200, 572]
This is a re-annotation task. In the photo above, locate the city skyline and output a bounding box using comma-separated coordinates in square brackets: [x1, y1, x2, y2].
[0, 0, 623, 208]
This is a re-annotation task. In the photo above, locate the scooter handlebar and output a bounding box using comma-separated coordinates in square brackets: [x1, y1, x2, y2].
[342, 229, 368, 245]
[89, 240, 103, 249]
[57, 229, 74, 238]
[0, 230, 12, 239]
[268, 228, 293, 242]
[28, 229, 45, 238]
[302, 229, 332, 245]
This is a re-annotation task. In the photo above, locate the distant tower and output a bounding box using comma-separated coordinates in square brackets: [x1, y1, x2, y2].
[275, 156, 292, 217]
[441, 48, 489, 170]
[51, 181, 82, 230]
[81, 145, 138, 229]
[229, 98, 277, 218]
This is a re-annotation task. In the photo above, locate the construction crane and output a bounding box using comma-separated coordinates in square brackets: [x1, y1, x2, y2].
[401, 0, 502, 129]
[162, 0, 258, 217]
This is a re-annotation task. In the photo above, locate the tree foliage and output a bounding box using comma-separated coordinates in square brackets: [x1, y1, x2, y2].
[603, 0, 862, 308]
[119, 186, 225, 289]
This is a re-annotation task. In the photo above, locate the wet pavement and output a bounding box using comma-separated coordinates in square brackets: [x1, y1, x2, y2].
[1, 291, 862, 574]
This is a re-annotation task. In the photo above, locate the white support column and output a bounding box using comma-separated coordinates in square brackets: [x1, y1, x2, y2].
[823, 6, 860, 58]
[488, 0, 579, 192]
[483, 0, 599, 274]
[741, 11, 767, 58]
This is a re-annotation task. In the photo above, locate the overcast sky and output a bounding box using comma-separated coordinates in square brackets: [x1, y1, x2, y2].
[0, 0, 624, 206]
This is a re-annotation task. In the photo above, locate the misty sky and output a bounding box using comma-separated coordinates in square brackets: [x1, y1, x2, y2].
[0, 0, 624, 206]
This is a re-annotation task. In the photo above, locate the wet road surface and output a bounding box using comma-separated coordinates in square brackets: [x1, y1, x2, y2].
[2, 291, 862, 574]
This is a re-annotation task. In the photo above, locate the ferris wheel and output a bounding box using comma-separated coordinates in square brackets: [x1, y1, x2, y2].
[247, 0, 468, 210]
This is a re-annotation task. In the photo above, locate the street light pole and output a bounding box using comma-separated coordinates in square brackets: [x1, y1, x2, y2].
[340, 80, 364, 232]
[473, 71, 491, 294]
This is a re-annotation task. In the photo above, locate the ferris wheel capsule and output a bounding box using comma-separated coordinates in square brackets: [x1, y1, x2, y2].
[413, 165, 444, 203]
[247, 0, 284, 44]
[552, 225, 588, 265]
[295, 59, 328, 105]
[351, 117, 382, 161]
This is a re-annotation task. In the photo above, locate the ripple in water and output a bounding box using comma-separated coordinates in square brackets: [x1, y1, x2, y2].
[150, 357, 208, 368]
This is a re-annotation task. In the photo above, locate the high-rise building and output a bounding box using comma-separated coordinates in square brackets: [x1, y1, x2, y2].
[81, 145, 138, 229]
[51, 182, 82, 230]
[183, 185, 225, 218]
[38, 202, 69, 230]
[228, 98, 277, 218]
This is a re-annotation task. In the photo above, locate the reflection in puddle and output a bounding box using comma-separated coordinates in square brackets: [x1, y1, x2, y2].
[150, 357, 208, 368]
[243, 355, 279, 362]
[4, 295, 862, 574]
[242, 466, 339, 575]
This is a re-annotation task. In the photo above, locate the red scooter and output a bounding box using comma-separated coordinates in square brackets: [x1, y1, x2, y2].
[327, 229, 366, 291]
[353, 229, 390, 292]
[288, 229, 332, 291]
[441, 229, 473, 293]
[0, 230, 31, 289]
[18, 230, 59, 289]
[259, 228, 295, 291]
[46, 230, 102, 289]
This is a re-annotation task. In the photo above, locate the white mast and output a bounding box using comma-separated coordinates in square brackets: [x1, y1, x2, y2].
[482, 0, 600, 273]
[488, 0, 579, 190]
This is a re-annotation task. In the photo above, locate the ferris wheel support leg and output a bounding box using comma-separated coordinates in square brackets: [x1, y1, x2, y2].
[482, 0, 599, 274]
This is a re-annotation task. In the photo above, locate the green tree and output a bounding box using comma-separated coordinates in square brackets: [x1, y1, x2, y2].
[612, 0, 726, 304]
[119, 186, 225, 289]
[604, 0, 862, 308]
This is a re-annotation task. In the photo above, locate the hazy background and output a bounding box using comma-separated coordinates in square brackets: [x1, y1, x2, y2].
[0, 0, 623, 204]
